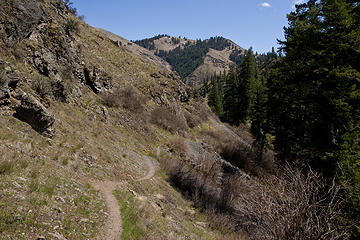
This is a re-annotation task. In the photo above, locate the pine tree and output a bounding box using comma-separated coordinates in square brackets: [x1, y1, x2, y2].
[266, 0, 360, 233]
[237, 48, 256, 123]
[223, 65, 239, 124]
[208, 76, 224, 118]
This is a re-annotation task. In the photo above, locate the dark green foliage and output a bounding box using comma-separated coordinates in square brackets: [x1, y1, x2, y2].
[266, 0, 360, 234]
[164, 41, 209, 79]
[229, 49, 244, 66]
[223, 65, 239, 124]
[65, 18, 80, 35]
[207, 76, 223, 118]
[134, 36, 234, 79]
[237, 49, 256, 123]
[63, 0, 78, 15]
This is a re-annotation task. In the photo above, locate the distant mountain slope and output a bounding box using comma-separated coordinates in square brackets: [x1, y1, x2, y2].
[134, 35, 245, 85]
[96, 28, 172, 71]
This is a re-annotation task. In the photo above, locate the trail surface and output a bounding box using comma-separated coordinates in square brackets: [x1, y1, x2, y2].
[91, 156, 158, 240]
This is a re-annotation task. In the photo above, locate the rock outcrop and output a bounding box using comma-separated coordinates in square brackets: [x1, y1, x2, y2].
[0, 60, 20, 108]
[14, 90, 55, 137]
[0, 0, 50, 45]
[83, 65, 113, 94]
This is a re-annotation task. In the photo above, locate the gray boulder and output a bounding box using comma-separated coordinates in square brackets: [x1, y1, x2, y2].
[14, 90, 55, 137]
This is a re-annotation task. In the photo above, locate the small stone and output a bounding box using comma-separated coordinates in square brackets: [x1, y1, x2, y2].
[50, 232, 67, 240]
[12, 181, 22, 188]
[17, 177, 27, 182]
[37, 236, 45, 240]
[185, 209, 196, 216]
[80, 218, 89, 223]
[56, 196, 66, 204]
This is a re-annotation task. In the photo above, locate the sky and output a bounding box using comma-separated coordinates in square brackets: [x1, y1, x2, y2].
[71, 0, 305, 53]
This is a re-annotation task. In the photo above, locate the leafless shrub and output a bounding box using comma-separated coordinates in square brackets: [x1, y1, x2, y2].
[150, 106, 188, 134]
[184, 110, 202, 128]
[193, 101, 211, 122]
[65, 18, 80, 35]
[102, 86, 147, 114]
[159, 139, 350, 240]
[168, 138, 187, 156]
[228, 165, 351, 240]
[184, 102, 211, 128]
[33, 76, 52, 98]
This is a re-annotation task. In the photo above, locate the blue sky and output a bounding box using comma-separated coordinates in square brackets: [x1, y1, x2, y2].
[71, 0, 305, 53]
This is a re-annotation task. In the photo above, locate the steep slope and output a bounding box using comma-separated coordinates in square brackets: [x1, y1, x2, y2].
[95, 28, 172, 71]
[134, 35, 245, 85]
[0, 0, 251, 239]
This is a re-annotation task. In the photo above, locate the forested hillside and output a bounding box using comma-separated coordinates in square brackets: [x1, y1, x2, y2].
[207, 1, 360, 238]
[134, 35, 245, 83]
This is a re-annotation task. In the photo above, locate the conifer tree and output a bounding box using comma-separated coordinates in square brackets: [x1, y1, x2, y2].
[223, 65, 239, 124]
[266, 0, 360, 233]
[237, 48, 256, 123]
[208, 76, 224, 118]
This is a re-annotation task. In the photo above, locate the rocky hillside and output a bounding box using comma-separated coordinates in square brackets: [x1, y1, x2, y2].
[0, 0, 255, 239]
[134, 35, 245, 86]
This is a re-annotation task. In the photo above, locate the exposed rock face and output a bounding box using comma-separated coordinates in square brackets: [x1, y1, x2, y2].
[0, 0, 50, 45]
[0, 60, 20, 107]
[83, 65, 113, 94]
[14, 90, 55, 137]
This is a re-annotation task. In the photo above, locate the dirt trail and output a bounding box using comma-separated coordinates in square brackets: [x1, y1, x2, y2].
[91, 156, 158, 240]
[91, 181, 123, 240]
[137, 156, 158, 181]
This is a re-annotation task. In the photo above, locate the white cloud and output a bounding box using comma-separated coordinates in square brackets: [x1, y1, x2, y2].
[294, 0, 305, 4]
[292, 0, 305, 9]
[260, 2, 272, 8]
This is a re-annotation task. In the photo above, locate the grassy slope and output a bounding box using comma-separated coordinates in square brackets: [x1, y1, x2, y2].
[0, 6, 240, 240]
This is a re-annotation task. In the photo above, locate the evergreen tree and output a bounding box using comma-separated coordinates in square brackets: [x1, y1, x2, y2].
[237, 48, 256, 123]
[223, 65, 239, 124]
[208, 76, 224, 118]
[267, 0, 360, 233]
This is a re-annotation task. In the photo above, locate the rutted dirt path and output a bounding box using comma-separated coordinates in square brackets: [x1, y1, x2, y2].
[91, 156, 158, 240]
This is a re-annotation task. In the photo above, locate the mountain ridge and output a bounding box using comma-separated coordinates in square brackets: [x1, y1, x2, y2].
[134, 35, 246, 85]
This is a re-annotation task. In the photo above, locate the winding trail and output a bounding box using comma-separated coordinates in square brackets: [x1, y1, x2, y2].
[91, 156, 158, 240]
